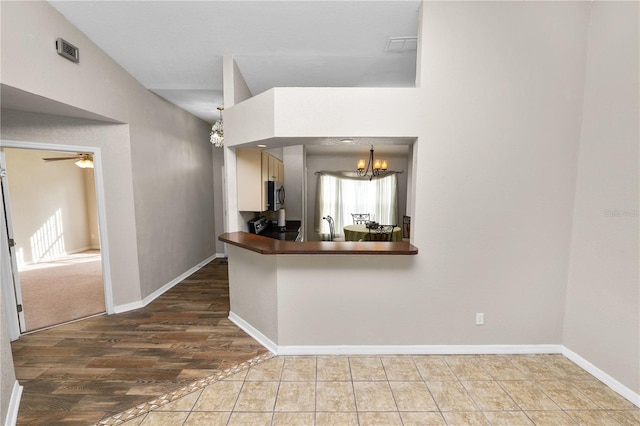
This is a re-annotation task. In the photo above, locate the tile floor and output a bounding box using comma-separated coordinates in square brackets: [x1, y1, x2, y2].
[117, 354, 640, 425]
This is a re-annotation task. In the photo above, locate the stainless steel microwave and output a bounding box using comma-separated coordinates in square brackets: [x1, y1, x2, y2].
[267, 181, 285, 211]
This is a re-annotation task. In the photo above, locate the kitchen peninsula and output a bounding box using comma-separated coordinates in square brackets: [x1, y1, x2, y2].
[218, 232, 418, 354]
[219, 231, 418, 255]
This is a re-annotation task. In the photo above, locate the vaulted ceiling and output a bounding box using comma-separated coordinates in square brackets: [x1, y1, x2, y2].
[48, 1, 420, 124]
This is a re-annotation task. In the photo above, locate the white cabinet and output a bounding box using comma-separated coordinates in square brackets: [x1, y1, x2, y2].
[237, 149, 284, 212]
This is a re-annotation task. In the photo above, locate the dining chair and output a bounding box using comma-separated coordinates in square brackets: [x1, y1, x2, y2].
[365, 224, 396, 241]
[402, 215, 411, 240]
[322, 215, 345, 241]
[351, 213, 371, 224]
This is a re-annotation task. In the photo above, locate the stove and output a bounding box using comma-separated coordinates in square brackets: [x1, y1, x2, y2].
[248, 217, 301, 241]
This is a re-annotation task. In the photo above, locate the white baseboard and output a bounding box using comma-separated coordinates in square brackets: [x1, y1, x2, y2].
[276, 344, 563, 356]
[113, 300, 145, 314]
[114, 253, 218, 314]
[5, 381, 23, 426]
[228, 312, 277, 354]
[563, 346, 640, 408]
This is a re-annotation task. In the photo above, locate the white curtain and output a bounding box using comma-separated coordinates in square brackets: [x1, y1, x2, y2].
[315, 172, 398, 240]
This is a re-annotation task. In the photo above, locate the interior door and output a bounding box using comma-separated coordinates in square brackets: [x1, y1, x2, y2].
[0, 150, 26, 335]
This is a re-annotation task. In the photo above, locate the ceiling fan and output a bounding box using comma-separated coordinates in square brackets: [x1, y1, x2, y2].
[42, 153, 94, 168]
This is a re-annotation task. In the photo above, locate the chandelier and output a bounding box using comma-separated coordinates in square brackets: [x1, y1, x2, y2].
[210, 106, 224, 147]
[356, 145, 388, 180]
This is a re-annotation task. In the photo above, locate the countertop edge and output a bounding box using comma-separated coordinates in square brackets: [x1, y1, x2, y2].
[218, 232, 419, 255]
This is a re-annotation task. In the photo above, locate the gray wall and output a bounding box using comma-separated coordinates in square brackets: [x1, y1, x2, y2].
[563, 1, 640, 393]
[1, 1, 216, 303]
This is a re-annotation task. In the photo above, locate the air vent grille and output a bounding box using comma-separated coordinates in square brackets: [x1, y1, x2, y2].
[385, 37, 418, 53]
[56, 38, 79, 63]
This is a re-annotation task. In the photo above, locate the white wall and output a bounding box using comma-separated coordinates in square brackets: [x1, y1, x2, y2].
[283, 145, 304, 221]
[1, 111, 142, 306]
[0, 194, 18, 425]
[564, 1, 639, 394]
[225, 1, 591, 348]
[83, 168, 100, 249]
[4, 148, 94, 264]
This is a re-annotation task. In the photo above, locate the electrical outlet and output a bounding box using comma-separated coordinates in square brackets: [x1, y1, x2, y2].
[476, 313, 484, 325]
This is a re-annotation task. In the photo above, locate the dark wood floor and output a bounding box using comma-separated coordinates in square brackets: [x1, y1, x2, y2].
[11, 258, 269, 425]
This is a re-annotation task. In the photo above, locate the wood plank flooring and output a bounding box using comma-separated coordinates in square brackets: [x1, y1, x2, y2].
[11, 258, 269, 425]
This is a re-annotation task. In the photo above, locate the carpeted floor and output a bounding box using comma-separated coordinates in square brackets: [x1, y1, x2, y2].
[19, 250, 105, 331]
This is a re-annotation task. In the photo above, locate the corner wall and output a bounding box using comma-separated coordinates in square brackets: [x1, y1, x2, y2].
[563, 1, 640, 394]
[1, 1, 216, 303]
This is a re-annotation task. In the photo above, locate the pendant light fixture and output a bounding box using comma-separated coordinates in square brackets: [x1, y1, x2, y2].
[356, 145, 388, 180]
[210, 106, 224, 147]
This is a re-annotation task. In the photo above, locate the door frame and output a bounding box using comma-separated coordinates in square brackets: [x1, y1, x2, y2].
[0, 140, 114, 338]
[0, 153, 25, 339]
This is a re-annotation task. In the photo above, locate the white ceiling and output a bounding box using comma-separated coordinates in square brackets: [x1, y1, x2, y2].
[48, 1, 420, 124]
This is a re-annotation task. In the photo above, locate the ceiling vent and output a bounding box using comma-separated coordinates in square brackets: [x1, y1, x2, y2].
[385, 36, 418, 53]
[56, 38, 79, 63]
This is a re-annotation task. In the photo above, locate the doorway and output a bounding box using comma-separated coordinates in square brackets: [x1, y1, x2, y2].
[1, 147, 105, 332]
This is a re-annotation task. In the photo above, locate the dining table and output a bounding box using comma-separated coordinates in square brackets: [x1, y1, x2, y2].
[343, 223, 403, 242]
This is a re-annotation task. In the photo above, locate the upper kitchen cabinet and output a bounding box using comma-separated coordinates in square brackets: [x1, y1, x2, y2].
[237, 149, 284, 212]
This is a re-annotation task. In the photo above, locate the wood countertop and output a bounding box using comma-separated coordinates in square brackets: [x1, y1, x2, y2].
[219, 232, 418, 255]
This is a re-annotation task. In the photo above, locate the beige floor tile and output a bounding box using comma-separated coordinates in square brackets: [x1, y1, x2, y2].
[478, 356, 527, 380]
[571, 379, 638, 410]
[272, 411, 315, 425]
[223, 369, 248, 381]
[412, 356, 457, 381]
[357, 411, 403, 425]
[353, 381, 398, 411]
[226, 411, 272, 425]
[139, 411, 189, 426]
[281, 356, 316, 381]
[119, 414, 147, 426]
[500, 380, 560, 411]
[543, 356, 594, 380]
[349, 356, 387, 381]
[482, 411, 534, 425]
[192, 380, 243, 411]
[315, 412, 359, 426]
[607, 409, 640, 425]
[462, 381, 519, 411]
[566, 410, 623, 425]
[441, 411, 490, 425]
[381, 356, 422, 381]
[317, 356, 351, 381]
[536, 380, 599, 410]
[524, 410, 579, 425]
[234, 381, 279, 411]
[427, 381, 478, 412]
[399, 411, 447, 425]
[445, 356, 492, 381]
[155, 389, 202, 412]
[509, 355, 558, 380]
[183, 411, 230, 426]
[245, 357, 284, 381]
[316, 381, 356, 411]
[274, 381, 315, 412]
[389, 381, 438, 411]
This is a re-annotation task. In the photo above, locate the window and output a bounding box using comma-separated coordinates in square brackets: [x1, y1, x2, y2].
[316, 173, 398, 239]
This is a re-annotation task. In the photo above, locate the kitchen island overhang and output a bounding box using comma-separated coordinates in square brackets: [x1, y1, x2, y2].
[219, 232, 418, 255]
[218, 232, 419, 353]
